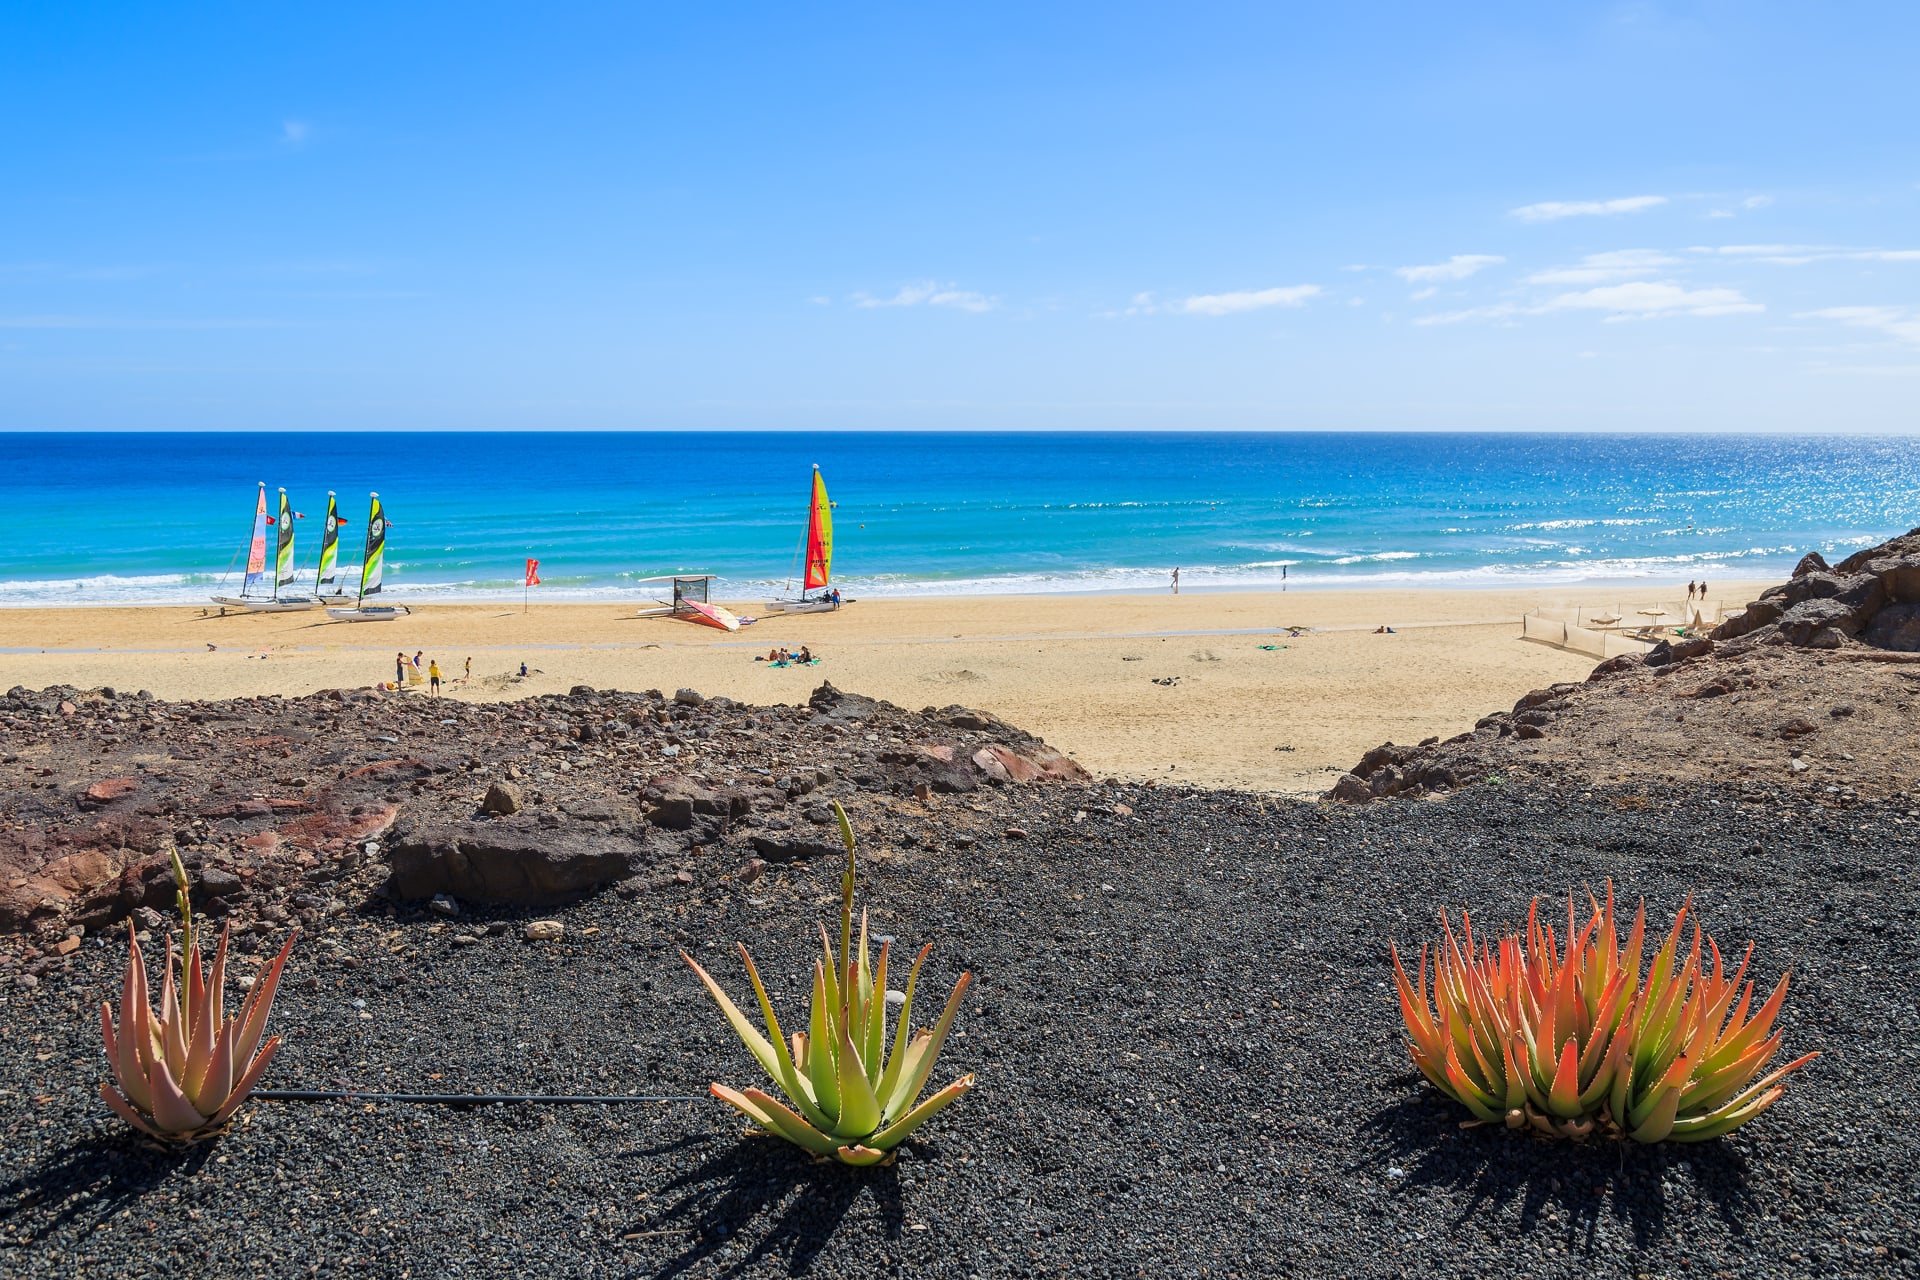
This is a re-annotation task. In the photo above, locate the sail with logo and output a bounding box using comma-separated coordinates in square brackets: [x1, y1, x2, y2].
[211, 483, 321, 612]
[315, 491, 355, 604]
[327, 492, 410, 622]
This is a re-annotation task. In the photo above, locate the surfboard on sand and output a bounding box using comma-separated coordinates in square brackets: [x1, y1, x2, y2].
[684, 600, 741, 632]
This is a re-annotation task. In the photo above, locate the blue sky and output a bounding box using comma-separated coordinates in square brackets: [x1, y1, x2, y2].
[3, 2, 1918, 432]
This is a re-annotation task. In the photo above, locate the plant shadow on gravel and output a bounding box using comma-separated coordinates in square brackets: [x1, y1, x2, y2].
[0, 1133, 214, 1242]
[633, 1133, 909, 1278]
[1358, 1092, 1758, 1255]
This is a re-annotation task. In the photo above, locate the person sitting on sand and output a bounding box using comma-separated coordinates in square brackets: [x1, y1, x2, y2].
[797, 646, 813, 664]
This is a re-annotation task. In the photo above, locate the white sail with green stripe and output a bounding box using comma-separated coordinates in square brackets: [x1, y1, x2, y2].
[359, 493, 386, 600]
[315, 491, 346, 599]
[273, 488, 299, 598]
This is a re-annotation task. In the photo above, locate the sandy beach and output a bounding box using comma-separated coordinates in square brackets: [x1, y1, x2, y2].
[0, 583, 1762, 793]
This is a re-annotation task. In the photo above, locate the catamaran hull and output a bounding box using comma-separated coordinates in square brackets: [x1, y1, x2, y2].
[210, 596, 322, 613]
[327, 606, 411, 623]
[763, 598, 839, 614]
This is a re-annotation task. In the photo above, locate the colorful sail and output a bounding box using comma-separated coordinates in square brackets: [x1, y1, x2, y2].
[802, 466, 833, 591]
[240, 483, 269, 596]
[316, 491, 342, 594]
[273, 488, 298, 594]
[357, 493, 386, 601]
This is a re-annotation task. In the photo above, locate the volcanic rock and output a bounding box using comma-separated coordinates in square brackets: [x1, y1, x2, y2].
[384, 818, 658, 905]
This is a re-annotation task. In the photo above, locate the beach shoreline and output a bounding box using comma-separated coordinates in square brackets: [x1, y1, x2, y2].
[0, 582, 1765, 794]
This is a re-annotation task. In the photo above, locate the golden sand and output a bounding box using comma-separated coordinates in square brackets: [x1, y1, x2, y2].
[0, 584, 1764, 794]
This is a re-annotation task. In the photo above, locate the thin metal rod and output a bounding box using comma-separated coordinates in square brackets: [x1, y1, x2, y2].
[253, 1089, 706, 1106]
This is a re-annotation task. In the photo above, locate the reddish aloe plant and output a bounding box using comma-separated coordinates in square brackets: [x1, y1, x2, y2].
[100, 851, 298, 1143]
[1391, 885, 1817, 1142]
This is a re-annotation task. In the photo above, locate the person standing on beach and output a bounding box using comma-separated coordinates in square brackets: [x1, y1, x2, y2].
[1687, 579, 1697, 602]
[395, 651, 405, 686]
[464, 656, 472, 682]
[1171, 567, 1181, 594]
[428, 659, 442, 696]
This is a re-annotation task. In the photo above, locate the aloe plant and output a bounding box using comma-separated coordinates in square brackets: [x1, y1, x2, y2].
[1392, 884, 1817, 1142]
[683, 802, 974, 1165]
[100, 850, 298, 1143]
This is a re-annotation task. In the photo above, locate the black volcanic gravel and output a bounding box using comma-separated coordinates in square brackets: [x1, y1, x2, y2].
[3, 781, 1917, 1277]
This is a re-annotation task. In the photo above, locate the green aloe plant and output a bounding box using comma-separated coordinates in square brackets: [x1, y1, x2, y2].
[683, 801, 974, 1165]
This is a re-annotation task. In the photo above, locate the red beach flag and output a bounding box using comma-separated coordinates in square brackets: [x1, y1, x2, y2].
[525, 559, 541, 587]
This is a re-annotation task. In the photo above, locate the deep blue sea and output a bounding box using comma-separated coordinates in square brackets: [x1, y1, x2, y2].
[0, 432, 1915, 605]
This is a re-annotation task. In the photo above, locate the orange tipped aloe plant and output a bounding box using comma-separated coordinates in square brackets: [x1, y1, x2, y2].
[1391, 885, 1817, 1142]
[683, 801, 974, 1166]
[100, 850, 299, 1143]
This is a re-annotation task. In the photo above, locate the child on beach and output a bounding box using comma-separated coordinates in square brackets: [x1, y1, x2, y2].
[428, 659, 442, 695]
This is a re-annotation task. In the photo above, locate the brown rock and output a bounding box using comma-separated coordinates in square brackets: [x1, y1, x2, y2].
[482, 780, 524, 816]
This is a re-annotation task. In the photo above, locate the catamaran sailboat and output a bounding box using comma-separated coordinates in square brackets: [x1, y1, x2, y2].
[764, 465, 841, 614]
[211, 484, 321, 612]
[327, 492, 410, 622]
[315, 491, 357, 605]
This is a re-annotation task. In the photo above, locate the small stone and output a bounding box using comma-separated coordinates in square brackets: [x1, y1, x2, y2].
[428, 894, 460, 917]
[674, 688, 705, 706]
[452, 934, 480, 947]
[661, 744, 681, 758]
[523, 920, 565, 942]
[912, 782, 932, 802]
[1113, 803, 1133, 817]
[16, 973, 39, 990]
[58, 701, 76, 717]
[1789, 759, 1810, 774]
[885, 990, 906, 1007]
[674, 870, 695, 885]
[53, 936, 80, 956]
[482, 780, 524, 816]
[133, 906, 166, 932]
[236, 974, 256, 991]
[737, 858, 768, 885]
[1004, 827, 1028, 840]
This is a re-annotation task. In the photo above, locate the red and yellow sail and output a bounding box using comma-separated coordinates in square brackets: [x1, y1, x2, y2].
[803, 467, 833, 590]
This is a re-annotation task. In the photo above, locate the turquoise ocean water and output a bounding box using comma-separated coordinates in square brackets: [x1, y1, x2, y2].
[0, 432, 1914, 605]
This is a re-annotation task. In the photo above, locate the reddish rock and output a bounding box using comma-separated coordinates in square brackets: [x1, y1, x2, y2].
[85, 777, 140, 804]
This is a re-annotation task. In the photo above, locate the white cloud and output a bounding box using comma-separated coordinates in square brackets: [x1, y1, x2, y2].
[853, 281, 996, 312]
[1510, 195, 1667, 222]
[1395, 254, 1504, 284]
[1409, 287, 1437, 301]
[1801, 305, 1920, 347]
[1689, 244, 1920, 266]
[1526, 249, 1679, 285]
[1544, 281, 1761, 319]
[1414, 278, 1761, 327]
[1177, 285, 1322, 316]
